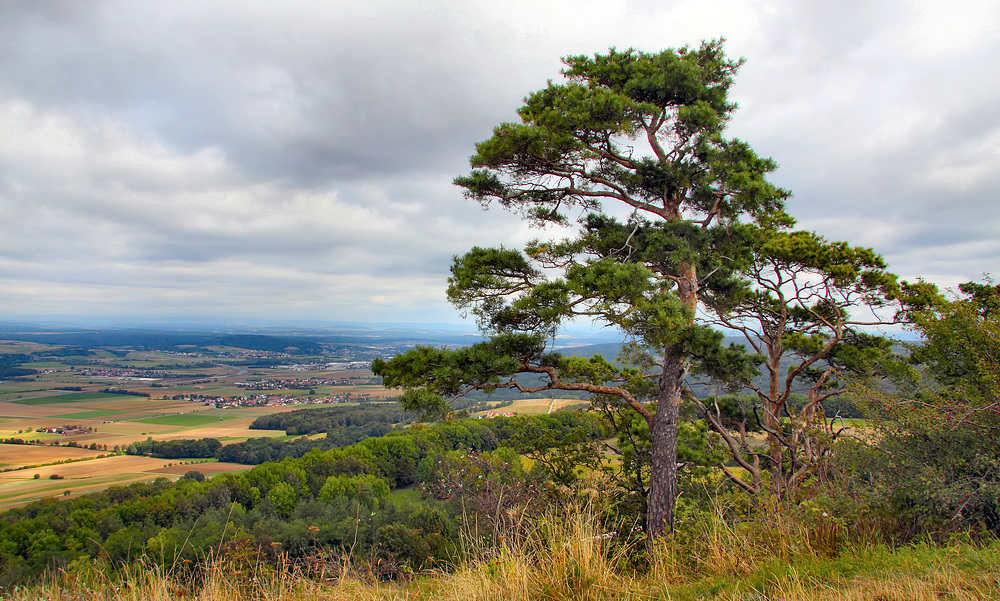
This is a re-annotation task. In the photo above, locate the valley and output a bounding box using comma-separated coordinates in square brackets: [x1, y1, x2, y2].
[0, 335, 403, 506]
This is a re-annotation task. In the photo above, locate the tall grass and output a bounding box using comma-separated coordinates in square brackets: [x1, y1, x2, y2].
[4, 500, 999, 601]
[427, 507, 642, 601]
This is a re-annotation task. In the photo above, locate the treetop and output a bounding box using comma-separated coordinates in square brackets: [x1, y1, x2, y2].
[454, 40, 790, 228]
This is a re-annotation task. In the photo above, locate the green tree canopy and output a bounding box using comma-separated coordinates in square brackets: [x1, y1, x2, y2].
[694, 229, 905, 497]
[374, 40, 790, 541]
[848, 279, 1000, 532]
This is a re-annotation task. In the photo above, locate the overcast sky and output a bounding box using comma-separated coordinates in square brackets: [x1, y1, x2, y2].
[1, 0, 998, 327]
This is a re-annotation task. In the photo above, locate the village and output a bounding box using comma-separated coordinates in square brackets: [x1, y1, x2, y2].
[77, 367, 169, 380]
[170, 391, 375, 408]
[234, 375, 378, 390]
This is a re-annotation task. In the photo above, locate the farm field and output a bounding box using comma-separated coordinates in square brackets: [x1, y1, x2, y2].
[475, 397, 590, 416]
[0, 395, 411, 506]
[0, 455, 251, 508]
[0, 397, 293, 447]
[0, 335, 411, 506]
[0, 395, 291, 506]
[0, 444, 100, 469]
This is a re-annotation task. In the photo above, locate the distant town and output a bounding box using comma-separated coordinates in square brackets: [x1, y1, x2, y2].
[171, 391, 375, 408]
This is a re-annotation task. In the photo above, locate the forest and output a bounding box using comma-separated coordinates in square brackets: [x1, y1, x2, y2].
[0, 411, 606, 586]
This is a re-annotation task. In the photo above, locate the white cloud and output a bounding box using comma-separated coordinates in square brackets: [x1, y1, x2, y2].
[904, 0, 1000, 55]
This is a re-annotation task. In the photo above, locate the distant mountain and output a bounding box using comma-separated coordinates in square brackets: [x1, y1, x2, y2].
[557, 342, 626, 361]
[0, 328, 327, 354]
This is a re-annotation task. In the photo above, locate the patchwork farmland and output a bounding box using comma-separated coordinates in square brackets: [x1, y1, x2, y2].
[0, 339, 405, 507]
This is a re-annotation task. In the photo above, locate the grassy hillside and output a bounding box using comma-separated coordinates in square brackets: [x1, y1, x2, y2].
[6, 509, 998, 601]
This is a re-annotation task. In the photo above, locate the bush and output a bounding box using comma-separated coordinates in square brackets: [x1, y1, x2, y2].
[181, 470, 205, 482]
[846, 280, 1000, 536]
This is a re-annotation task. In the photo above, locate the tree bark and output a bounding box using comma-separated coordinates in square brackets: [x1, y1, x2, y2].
[644, 260, 698, 543]
[645, 352, 685, 543]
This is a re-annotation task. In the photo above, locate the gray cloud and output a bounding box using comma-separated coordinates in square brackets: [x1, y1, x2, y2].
[0, 1, 541, 183]
[1, 0, 998, 323]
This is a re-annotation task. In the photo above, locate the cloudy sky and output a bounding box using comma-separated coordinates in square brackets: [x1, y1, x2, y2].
[1, 0, 998, 326]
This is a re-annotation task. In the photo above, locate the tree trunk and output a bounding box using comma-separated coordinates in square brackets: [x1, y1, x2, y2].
[765, 348, 786, 493]
[644, 260, 698, 543]
[645, 352, 685, 542]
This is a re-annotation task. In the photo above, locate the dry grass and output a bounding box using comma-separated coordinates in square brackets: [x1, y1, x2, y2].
[420, 510, 644, 601]
[3, 501, 997, 601]
[2, 546, 997, 601]
[760, 566, 1000, 601]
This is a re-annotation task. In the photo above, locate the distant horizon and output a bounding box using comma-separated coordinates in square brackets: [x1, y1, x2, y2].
[0, 315, 636, 349]
[0, 315, 919, 345]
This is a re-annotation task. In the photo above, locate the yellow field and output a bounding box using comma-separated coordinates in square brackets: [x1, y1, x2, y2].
[0, 455, 251, 508]
[148, 407, 299, 442]
[0, 359, 401, 507]
[472, 397, 589, 416]
[0, 443, 101, 469]
[0, 397, 294, 506]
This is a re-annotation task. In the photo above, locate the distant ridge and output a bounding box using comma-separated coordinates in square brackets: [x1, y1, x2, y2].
[0, 321, 624, 351]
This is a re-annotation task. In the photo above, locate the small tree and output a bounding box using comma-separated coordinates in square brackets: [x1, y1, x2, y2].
[374, 40, 789, 541]
[696, 229, 902, 497]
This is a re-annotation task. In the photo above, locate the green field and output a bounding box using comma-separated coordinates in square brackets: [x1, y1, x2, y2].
[0, 381, 69, 395]
[14, 398, 89, 406]
[135, 413, 233, 426]
[48, 410, 123, 419]
[19, 361, 69, 369]
[12, 392, 122, 405]
[390, 486, 422, 505]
